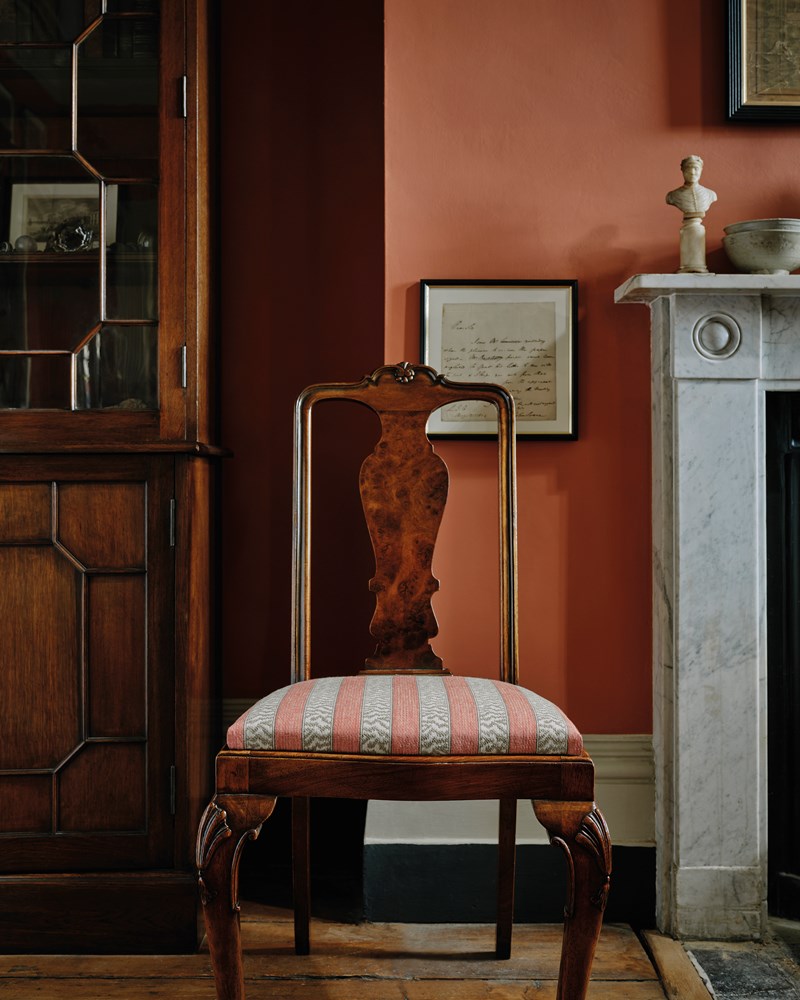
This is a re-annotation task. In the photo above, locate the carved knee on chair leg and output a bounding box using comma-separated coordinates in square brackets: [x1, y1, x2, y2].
[531, 801, 611, 1000]
[531, 801, 611, 915]
[196, 796, 278, 1000]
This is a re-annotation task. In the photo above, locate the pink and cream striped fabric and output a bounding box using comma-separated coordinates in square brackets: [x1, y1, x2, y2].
[227, 675, 582, 756]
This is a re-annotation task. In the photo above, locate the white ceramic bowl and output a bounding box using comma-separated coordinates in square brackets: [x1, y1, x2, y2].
[723, 228, 800, 274]
[724, 217, 800, 235]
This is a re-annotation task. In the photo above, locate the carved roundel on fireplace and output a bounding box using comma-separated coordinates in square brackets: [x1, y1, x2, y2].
[691, 312, 742, 361]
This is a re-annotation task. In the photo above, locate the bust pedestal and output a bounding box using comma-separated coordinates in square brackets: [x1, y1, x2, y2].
[677, 217, 709, 274]
[616, 274, 800, 939]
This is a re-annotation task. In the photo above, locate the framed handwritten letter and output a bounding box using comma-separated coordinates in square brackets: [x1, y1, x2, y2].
[420, 279, 577, 439]
[728, 0, 800, 120]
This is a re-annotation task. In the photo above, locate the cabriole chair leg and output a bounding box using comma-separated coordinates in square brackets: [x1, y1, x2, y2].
[197, 795, 277, 1000]
[532, 800, 611, 1000]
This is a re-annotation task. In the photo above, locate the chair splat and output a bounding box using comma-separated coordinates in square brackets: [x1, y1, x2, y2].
[360, 408, 449, 674]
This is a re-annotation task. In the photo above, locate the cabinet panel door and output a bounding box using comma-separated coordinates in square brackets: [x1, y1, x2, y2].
[0, 455, 175, 871]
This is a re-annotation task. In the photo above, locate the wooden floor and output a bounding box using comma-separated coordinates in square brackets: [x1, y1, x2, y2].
[0, 902, 671, 999]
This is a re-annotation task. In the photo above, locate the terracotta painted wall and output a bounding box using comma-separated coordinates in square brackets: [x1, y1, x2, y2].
[221, 0, 800, 737]
[384, 0, 800, 734]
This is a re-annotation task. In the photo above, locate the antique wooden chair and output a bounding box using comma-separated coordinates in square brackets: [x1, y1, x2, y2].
[196, 363, 611, 1000]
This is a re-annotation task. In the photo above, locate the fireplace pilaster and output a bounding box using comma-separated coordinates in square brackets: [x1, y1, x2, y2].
[616, 274, 800, 939]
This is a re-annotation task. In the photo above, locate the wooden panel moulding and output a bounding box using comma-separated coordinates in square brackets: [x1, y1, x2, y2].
[87, 575, 147, 739]
[0, 776, 52, 835]
[57, 481, 146, 569]
[0, 483, 51, 542]
[0, 546, 81, 773]
[58, 743, 147, 833]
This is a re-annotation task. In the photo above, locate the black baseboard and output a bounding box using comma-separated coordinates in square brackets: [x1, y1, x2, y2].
[239, 797, 367, 922]
[237, 798, 655, 928]
[364, 844, 655, 928]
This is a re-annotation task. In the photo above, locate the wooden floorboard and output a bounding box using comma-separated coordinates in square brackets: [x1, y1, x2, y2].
[0, 982, 668, 998]
[0, 904, 666, 999]
[641, 930, 715, 1000]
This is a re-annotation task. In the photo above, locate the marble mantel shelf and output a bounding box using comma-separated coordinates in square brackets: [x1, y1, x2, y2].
[615, 272, 800, 302]
[615, 275, 800, 941]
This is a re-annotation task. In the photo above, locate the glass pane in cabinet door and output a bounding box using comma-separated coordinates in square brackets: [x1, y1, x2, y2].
[0, 46, 71, 149]
[0, 154, 102, 248]
[75, 324, 157, 410]
[0, 157, 100, 362]
[0, 1, 96, 42]
[107, 183, 157, 320]
[0, 353, 71, 408]
[76, 14, 158, 180]
[0, 253, 99, 351]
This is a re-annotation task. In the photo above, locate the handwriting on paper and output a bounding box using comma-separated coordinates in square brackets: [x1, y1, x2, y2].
[439, 301, 557, 421]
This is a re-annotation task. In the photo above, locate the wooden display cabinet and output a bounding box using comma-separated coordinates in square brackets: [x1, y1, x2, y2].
[0, 0, 217, 953]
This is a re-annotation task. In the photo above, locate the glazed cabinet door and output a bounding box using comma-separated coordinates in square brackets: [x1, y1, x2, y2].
[0, 0, 189, 448]
[0, 454, 175, 872]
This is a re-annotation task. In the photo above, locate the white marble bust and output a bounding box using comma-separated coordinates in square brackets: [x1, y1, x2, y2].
[666, 155, 717, 273]
[666, 155, 717, 218]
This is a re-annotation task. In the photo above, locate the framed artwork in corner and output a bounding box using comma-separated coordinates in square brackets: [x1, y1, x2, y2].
[420, 279, 578, 440]
[728, 0, 800, 120]
[9, 182, 118, 250]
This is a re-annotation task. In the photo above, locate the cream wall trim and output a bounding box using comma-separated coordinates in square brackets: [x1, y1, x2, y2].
[583, 733, 654, 783]
[219, 706, 654, 849]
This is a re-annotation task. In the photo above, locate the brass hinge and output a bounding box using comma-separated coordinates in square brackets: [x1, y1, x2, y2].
[169, 498, 176, 548]
[180, 75, 188, 119]
[169, 765, 177, 815]
[180, 344, 188, 389]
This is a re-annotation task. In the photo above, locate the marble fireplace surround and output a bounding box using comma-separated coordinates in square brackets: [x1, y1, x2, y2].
[615, 274, 800, 939]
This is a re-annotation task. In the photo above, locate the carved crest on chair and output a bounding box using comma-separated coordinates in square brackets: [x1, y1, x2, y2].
[393, 361, 415, 383]
[364, 362, 444, 388]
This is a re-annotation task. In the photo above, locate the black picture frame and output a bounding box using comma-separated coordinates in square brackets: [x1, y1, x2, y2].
[420, 279, 578, 440]
[728, 0, 800, 121]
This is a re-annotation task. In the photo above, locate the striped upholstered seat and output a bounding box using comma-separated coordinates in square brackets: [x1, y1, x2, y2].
[227, 675, 582, 757]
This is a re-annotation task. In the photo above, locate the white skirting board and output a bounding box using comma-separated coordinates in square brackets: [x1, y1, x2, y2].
[221, 702, 653, 849]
